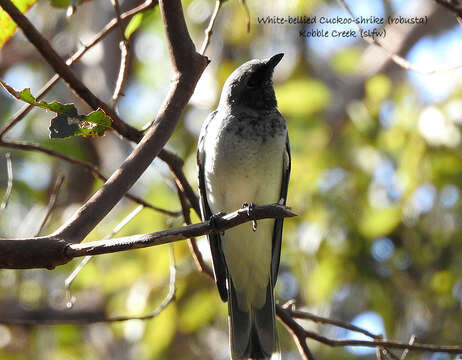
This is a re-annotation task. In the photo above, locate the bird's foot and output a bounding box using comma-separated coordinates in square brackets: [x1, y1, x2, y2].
[209, 211, 225, 234]
[242, 202, 257, 232]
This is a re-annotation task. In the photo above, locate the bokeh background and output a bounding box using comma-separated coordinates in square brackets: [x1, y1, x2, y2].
[1, 0, 462, 359]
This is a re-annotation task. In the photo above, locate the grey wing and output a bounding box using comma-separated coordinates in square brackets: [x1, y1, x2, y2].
[197, 110, 229, 302]
[271, 133, 291, 286]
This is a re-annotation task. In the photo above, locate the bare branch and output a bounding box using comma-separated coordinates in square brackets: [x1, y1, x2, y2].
[276, 305, 315, 360]
[200, 0, 223, 55]
[112, 40, 130, 104]
[277, 305, 462, 356]
[287, 307, 380, 340]
[0, 152, 13, 210]
[0, 204, 295, 269]
[433, 0, 462, 20]
[337, 0, 462, 74]
[400, 335, 416, 360]
[110, 0, 130, 105]
[66, 204, 296, 257]
[46, 0, 208, 243]
[0, 139, 179, 216]
[110, 0, 126, 41]
[285, 305, 400, 359]
[176, 183, 213, 277]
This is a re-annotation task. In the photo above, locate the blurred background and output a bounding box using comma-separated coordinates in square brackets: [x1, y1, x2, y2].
[1, 0, 462, 359]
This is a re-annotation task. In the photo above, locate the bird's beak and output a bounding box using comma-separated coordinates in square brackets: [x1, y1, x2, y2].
[266, 53, 284, 70]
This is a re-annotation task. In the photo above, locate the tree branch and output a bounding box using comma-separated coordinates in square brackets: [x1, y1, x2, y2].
[0, 0, 157, 139]
[49, 0, 207, 243]
[276, 304, 462, 357]
[0, 0, 207, 243]
[0, 139, 179, 216]
[433, 0, 462, 19]
[0, 204, 295, 269]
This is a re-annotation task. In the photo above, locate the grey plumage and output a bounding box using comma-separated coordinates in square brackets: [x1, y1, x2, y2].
[197, 53, 290, 360]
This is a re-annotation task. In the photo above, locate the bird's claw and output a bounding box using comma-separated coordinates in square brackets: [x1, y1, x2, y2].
[242, 202, 257, 232]
[209, 211, 225, 234]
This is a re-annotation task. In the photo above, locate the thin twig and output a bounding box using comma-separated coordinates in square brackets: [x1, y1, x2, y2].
[112, 40, 130, 104]
[176, 183, 213, 276]
[110, 0, 130, 105]
[337, 0, 462, 74]
[0, 139, 180, 216]
[400, 335, 416, 360]
[35, 175, 65, 236]
[65, 204, 144, 308]
[287, 307, 379, 339]
[302, 328, 462, 354]
[278, 304, 462, 357]
[110, 0, 126, 40]
[200, 0, 223, 55]
[0, 152, 13, 210]
[276, 305, 315, 360]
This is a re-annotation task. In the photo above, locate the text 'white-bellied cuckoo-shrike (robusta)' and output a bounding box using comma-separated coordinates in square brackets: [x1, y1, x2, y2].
[197, 53, 291, 360]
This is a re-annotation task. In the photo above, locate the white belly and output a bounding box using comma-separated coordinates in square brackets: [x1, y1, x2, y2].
[203, 116, 285, 309]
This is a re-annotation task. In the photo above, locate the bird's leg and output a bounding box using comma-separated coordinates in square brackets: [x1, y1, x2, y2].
[242, 202, 257, 232]
[209, 211, 226, 235]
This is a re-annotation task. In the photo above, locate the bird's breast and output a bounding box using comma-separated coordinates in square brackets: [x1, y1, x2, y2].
[203, 111, 286, 213]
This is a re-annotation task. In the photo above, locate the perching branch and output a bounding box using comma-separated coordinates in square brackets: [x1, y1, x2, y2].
[0, 204, 295, 269]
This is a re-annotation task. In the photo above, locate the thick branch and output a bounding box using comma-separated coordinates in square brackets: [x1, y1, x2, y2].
[434, 0, 462, 18]
[52, 0, 207, 243]
[0, 204, 295, 269]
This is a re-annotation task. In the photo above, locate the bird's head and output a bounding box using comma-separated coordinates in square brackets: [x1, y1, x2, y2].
[219, 53, 284, 111]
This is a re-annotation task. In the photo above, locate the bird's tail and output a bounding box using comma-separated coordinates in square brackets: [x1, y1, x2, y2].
[228, 278, 279, 360]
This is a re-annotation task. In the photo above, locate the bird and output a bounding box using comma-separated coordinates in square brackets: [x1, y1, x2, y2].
[197, 53, 291, 360]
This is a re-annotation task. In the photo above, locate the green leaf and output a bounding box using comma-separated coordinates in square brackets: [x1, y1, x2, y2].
[0, 0, 36, 48]
[1, 81, 112, 138]
[125, 13, 143, 39]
